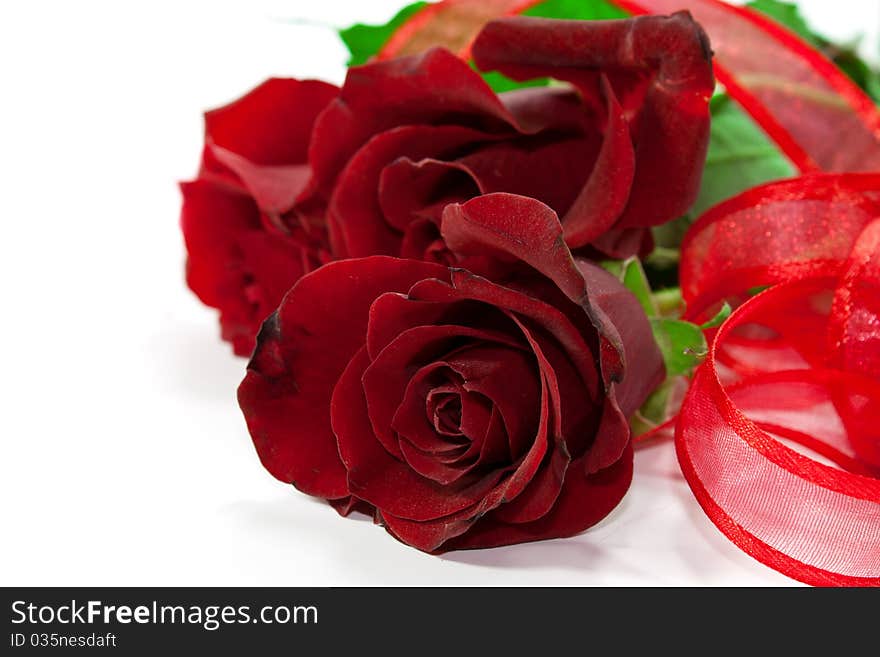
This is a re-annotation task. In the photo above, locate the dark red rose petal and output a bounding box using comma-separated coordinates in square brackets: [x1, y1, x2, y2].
[455, 135, 599, 216]
[447, 400, 512, 470]
[442, 196, 663, 477]
[561, 77, 635, 249]
[510, 316, 599, 459]
[442, 192, 588, 300]
[442, 193, 626, 383]
[181, 180, 258, 310]
[236, 231, 312, 321]
[366, 287, 524, 362]
[457, 388, 493, 442]
[366, 292, 454, 362]
[186, 78, 340, 356]
[427, 387, 466, 438]
[399, 219, 448, 263]
[404, 271, 608, 482]
[379, 157, 484, 233]
[329, 496, 374, 518]
[500, 86, 595, 135]
[404, 272, 601, 412]
[441, 443, 634, 551]
[378, 356, 554, 549]
[332, 347, 511, 522]
[394, 382, 495, 485]
[181, 179, 310, 356]
[206, 145, 311, 217]
[589, 225, 653, 260]
[361, 324, 522, 460]
[489, 312, 570, 525]
[447, 270, 601, 400]
[204, 78, 339, 167]
[403, 274, 600, 462]
[397, 439, 472, 485]
[459, 82, 635, 251]
[238, 257, 448, 498]
[477, 407, 511, 467]
[443, 343, 542, 459]
[390, 363, 469, 455]
[576, 259, 665, 417]
[583, 387, 631, 475]
[308, 47, 517, 199]
[471, 14, 713, 230]
[328, 125, 488, 257]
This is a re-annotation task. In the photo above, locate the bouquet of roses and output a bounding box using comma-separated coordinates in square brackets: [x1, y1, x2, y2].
[180, 0, 880, 586]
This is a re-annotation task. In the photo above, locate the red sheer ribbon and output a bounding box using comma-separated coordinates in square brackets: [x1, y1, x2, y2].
[679, 176, 880, 586]
[680, 173, 880, 322]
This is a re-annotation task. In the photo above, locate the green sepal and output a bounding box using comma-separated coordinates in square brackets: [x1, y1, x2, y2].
[649, 318, 708, 377]
[700, 302, 732, 330]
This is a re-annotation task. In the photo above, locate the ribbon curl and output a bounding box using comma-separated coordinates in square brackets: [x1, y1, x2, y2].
[679, 177, 880, 586]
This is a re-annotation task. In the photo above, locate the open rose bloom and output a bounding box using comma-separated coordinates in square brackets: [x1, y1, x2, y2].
[239, 194, 664, 550]
[182, 13, 713, 357]
[184, 13, 714, 551]
[181, 79, 338, 355]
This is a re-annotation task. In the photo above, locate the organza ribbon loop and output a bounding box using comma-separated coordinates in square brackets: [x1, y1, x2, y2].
[679, 173, 880, 322]
[677, 279, 880, 586]
[677, 174, 880, 585]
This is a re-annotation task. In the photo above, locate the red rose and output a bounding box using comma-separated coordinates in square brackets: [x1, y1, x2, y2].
[183, 14, 712, 356]
[305, 12, 713, 264]
[181, 78, 338, 355]
[238, 194, 663, 551]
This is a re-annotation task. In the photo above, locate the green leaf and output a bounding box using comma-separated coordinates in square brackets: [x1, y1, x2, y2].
[600, 259, 700, 376]
[644, 246, 679, 271]
[622, 259, 657, 317]
[338, 2, 427, 67]
[630, 375, 689, 433]
[630, 382, 671, 433]
[652, 287, 683, 317]
[747, 0, 819, 45]
[867, 74, 880, 104]
[700, 301, 732, 329]
[691, 94, 796, 216]
[602, 258, 657, 316]
[522, 0, 629, 20]
[650, 319, 707, 377]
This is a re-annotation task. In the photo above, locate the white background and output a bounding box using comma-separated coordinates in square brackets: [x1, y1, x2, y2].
[1, 0, 876, 586]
